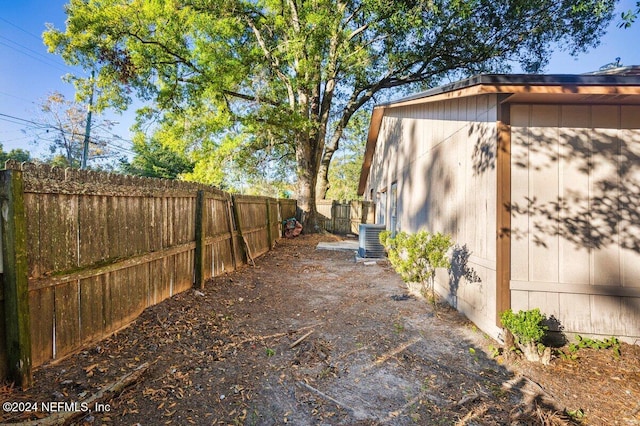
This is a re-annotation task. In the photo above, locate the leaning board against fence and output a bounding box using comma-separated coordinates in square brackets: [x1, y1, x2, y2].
[0, 161, 296, 383]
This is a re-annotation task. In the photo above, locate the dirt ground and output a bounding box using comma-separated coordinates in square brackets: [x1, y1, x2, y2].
[1, 234, 639, 425]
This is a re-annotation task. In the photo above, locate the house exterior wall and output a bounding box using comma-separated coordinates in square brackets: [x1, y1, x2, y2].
[364, 94, 501, 338]
[510, 104, 640, 342]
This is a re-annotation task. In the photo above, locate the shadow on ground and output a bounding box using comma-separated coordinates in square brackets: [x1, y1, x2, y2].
[2, 235, 637, 425]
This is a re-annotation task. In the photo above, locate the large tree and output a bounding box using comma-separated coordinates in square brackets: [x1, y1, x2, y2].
[29, 92, 119, 169]
[0, 144, 31, 165]
[45, 0, 616, 229]
[119, 135, 195, 179]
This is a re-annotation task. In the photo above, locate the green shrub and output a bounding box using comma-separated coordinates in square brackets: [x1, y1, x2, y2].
[500, 308, 551, 364]
[380, 230, 452, 298]
[500, 308, 548, 345]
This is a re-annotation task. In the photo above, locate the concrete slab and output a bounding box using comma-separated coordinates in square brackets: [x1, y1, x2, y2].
[316, 240, 359, 251]
[355, 255, 387, 263]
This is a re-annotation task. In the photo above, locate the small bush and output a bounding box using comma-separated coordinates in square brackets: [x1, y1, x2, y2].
[380, 230, 452, 301]
[500, 308, 548, 345]
[500, 308, 551, 364]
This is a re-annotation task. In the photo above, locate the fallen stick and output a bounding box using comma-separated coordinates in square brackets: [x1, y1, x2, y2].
[365, 337, 422, 370]
[16, 362, 149, 426]
[297, 381, 356, 415]
[335, 343, 371, 361]
[236, 331, 290, 345]
[289, 330, 314, 349]
[235, 323, 323, 346]
[385, 389, 447, 421]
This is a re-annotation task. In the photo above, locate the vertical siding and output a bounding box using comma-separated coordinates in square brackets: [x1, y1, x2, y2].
[558, 105, 591, 284]
[510, 104, 530, 283]
[509, 104, 640, 342]
[621, 106, 640, 288]
[365, 95, 500, 338]
[528, 105, 560, 283]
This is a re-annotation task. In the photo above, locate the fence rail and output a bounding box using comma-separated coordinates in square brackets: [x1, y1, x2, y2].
[317, 200, 375, 234]
[0, 162, 296, 386]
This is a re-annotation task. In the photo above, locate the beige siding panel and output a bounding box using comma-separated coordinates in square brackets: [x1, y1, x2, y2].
[466, 96, 477, 122]
[558, 105, 591, 284]
[510, 104, 530, 282]
[620, 106, 640, 288]
[590, 106, 621, 286]
[511, 290, 529, 312]
[476, 95, 488, 117]
[455, 115, 467, 242]
[485, 123, 497, 262]
[621, 297, 640, 337]
[528, 291, 560, 319]
[485, 268, 498, 320]
[433, 104, 443, 151]
[559, 293, 592, 334]
[528, 105, 560, 283]
[590, 295, 625, 336]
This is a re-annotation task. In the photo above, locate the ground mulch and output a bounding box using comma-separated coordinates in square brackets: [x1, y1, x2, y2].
[1, 234, 639, 425]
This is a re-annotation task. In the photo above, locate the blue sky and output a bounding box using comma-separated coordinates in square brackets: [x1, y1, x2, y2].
[1, 0, 640, 159]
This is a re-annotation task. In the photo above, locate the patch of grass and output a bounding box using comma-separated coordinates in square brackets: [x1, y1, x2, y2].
[488, 345, 501, 358]
[393, 322, 405, 334]
[468, 347, 479, 363]
[566, 408, 586, 422]
[265, 348, 275, 357]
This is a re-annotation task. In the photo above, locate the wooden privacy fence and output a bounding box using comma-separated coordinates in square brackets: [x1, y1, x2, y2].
[0, 161, 296, 386]
[316, 200, 375, 234]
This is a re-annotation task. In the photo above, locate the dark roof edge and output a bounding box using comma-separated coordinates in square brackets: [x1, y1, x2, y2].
[377, 73, 640, 108]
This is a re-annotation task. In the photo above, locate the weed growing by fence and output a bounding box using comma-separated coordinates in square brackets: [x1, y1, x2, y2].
[562, 335, 621, 360]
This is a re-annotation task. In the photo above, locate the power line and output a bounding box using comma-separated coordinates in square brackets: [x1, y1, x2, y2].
[0, 111, 127, 139]
[0, 17, 44, 42]
[0, 91, 34, 104]
[0, 111, 136, 156]
[0, 34, 56, 63]
[0, 38, 71, 74]
[0, 112, 50, 129]
[0, 17, 76, 72]
[1, 134, 32, 144]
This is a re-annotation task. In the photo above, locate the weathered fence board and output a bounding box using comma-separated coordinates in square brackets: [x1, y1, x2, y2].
[28, 287, 53, 366]
[317, 200, 375, 234]
[0, 162, 297, 384]
[0, 169, 32, 387]
[279, 199, 297, 222]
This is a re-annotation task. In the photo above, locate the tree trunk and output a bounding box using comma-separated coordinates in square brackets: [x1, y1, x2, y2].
[315, 90, 373, 200]
[315, 128, 340, 200]
[316, 154, 331, 200]
[296, 140, 321, 233]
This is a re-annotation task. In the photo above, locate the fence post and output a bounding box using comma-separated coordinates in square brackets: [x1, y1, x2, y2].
[266, 198, 273, 249]
[231, 195, 247, 264]
[0, 169, 32, 388]
[225, 196, 238, 270]
[277, 199, 283, 238]
[194, 190, 205, 289]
